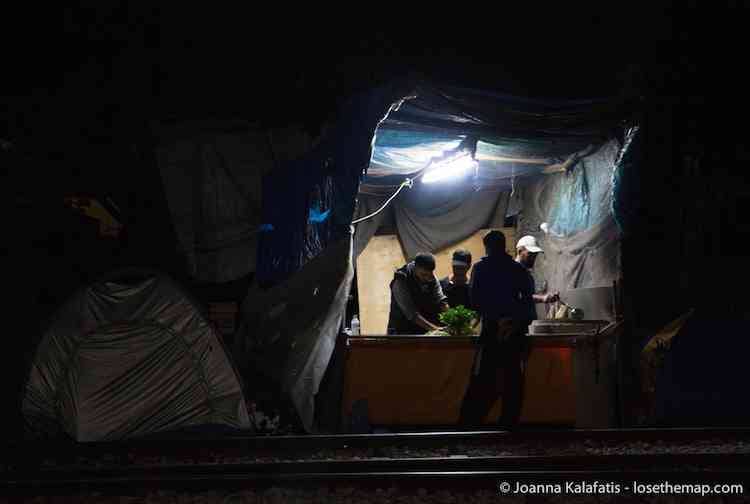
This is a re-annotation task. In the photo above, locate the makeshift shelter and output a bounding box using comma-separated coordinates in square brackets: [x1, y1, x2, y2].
[22, 269, 250, 441]
[231, 78, 639, 431]
[154, 121, 319, 284]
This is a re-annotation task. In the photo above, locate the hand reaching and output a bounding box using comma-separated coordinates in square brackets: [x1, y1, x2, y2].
[544, 292, 560, 304]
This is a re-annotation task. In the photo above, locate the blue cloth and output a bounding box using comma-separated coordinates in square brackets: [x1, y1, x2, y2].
[256, 82, 409, 284]
[470, 254, 532, 322]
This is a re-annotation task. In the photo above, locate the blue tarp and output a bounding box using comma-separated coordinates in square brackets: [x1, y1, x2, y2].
[367, 130, 465, 177]
[256, 77, 636, 284]
[256, 82, 411, 284]
[365, 132, 551, 187]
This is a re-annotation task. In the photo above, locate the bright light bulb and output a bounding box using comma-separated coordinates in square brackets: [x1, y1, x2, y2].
[421, 154, 478, 184]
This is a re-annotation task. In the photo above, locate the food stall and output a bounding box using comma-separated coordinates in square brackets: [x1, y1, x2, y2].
[344, 217, 623, 429]
[341, 316, 620, 429]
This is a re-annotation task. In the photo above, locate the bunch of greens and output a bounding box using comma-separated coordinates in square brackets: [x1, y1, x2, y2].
[438, 305, 478, 337]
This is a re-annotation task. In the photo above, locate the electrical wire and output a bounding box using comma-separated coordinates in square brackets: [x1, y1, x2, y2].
[351, 171, 425, 225]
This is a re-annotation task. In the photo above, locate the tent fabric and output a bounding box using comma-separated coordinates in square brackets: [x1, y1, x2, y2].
[256, 83, 412, 285]
[353, 187, 509, 262]
[537, 139, 621, 237]
[234, 235, 354, 432]
[515, 138, 630, 315]
[258, 78, 634, 285]
[353, 194, 391, 260]
[612, 125, 641, 234]
[367, 129, 465, 177]
[362, 130, 555, 191]
[381, 83, 629, 148]
[22, 270, 250, 441]
[155, 122, 319, 283]
[394, 184, 503, 260]
[488, 191, 512, 228]
[156, 126, 271, 283]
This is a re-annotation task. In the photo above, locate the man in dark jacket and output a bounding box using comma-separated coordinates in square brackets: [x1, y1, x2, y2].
[387, 253, 449, 334]
[439, 249, 472, 309]
[458, 230, 532, 429]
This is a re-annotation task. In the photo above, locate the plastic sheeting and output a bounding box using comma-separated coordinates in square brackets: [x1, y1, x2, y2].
[612, 125, 641, 234]
[256, 78, 635, 284]
[517, 138, 628, 306]
[256, 83, 412, 285]
[382, 83, 629, 146]
[367, 130, 465, 177]
[234, 235, 354, 432]
[353, 195, 391, 260]
[539, 139, 620, 237]
[353, 186, 508, 263]
[363, 131, 553, 191]
[394, 184, 503, 260]
[22, 270, 250, 441]
[156, 126, 271, 283]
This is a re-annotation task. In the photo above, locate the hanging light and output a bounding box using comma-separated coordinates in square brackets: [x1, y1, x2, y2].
[421, 152, 478, 184]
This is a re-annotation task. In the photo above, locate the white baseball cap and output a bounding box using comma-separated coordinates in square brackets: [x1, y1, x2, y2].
[516, 235, 544, 253]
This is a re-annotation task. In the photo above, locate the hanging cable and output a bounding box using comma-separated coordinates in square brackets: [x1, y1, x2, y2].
[351, 174, 420, 225]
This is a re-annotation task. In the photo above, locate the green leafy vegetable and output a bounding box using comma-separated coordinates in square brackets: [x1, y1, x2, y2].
[438, 305, 478, 337]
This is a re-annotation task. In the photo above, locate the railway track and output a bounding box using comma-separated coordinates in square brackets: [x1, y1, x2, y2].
[3, 453, 750, 493]
[6, 427, 750, 460]
[2, 429, 749, 496]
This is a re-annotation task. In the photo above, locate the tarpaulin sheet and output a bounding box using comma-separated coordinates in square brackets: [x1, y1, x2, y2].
[381, 83, 629, 146]
[156, 126, 270, 283]
[516, 137, 634, 307]
[363, 131, 551, 190]
[394, 184, 503, 260]
[353, 194, 391, 260]
[23, 270, 250, 441]
[353, 185, 508, 263]
[367, 129, 465, 177]
[259, 79, 635, 284]
[256, 83, 411, 285]
[235, 235, 354, 432]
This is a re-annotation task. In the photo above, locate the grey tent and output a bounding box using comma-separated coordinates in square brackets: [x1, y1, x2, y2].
[22, 269, 250, 441]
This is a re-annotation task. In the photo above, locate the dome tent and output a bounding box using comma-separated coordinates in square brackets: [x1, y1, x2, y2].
[22, 268, 250, 441]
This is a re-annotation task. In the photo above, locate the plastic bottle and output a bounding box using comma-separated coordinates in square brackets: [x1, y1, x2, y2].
[351, 314, 360, 336]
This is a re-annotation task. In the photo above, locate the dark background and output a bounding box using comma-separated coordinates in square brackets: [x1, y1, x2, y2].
[1, 4, 747, 434]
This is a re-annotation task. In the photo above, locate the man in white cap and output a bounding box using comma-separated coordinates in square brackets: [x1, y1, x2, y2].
[515, 235, 559, 321]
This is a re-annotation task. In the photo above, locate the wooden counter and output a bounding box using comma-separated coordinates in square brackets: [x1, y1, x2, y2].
[341, 334, 577, 427]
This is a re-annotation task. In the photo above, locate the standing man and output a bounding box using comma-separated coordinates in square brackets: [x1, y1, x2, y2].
[439, 249, 472, 309]
[460, 230, 555, 429]
[459, 230, 531, 429]
[515, 235, 559, 321]
[387, 253, 449, 335]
